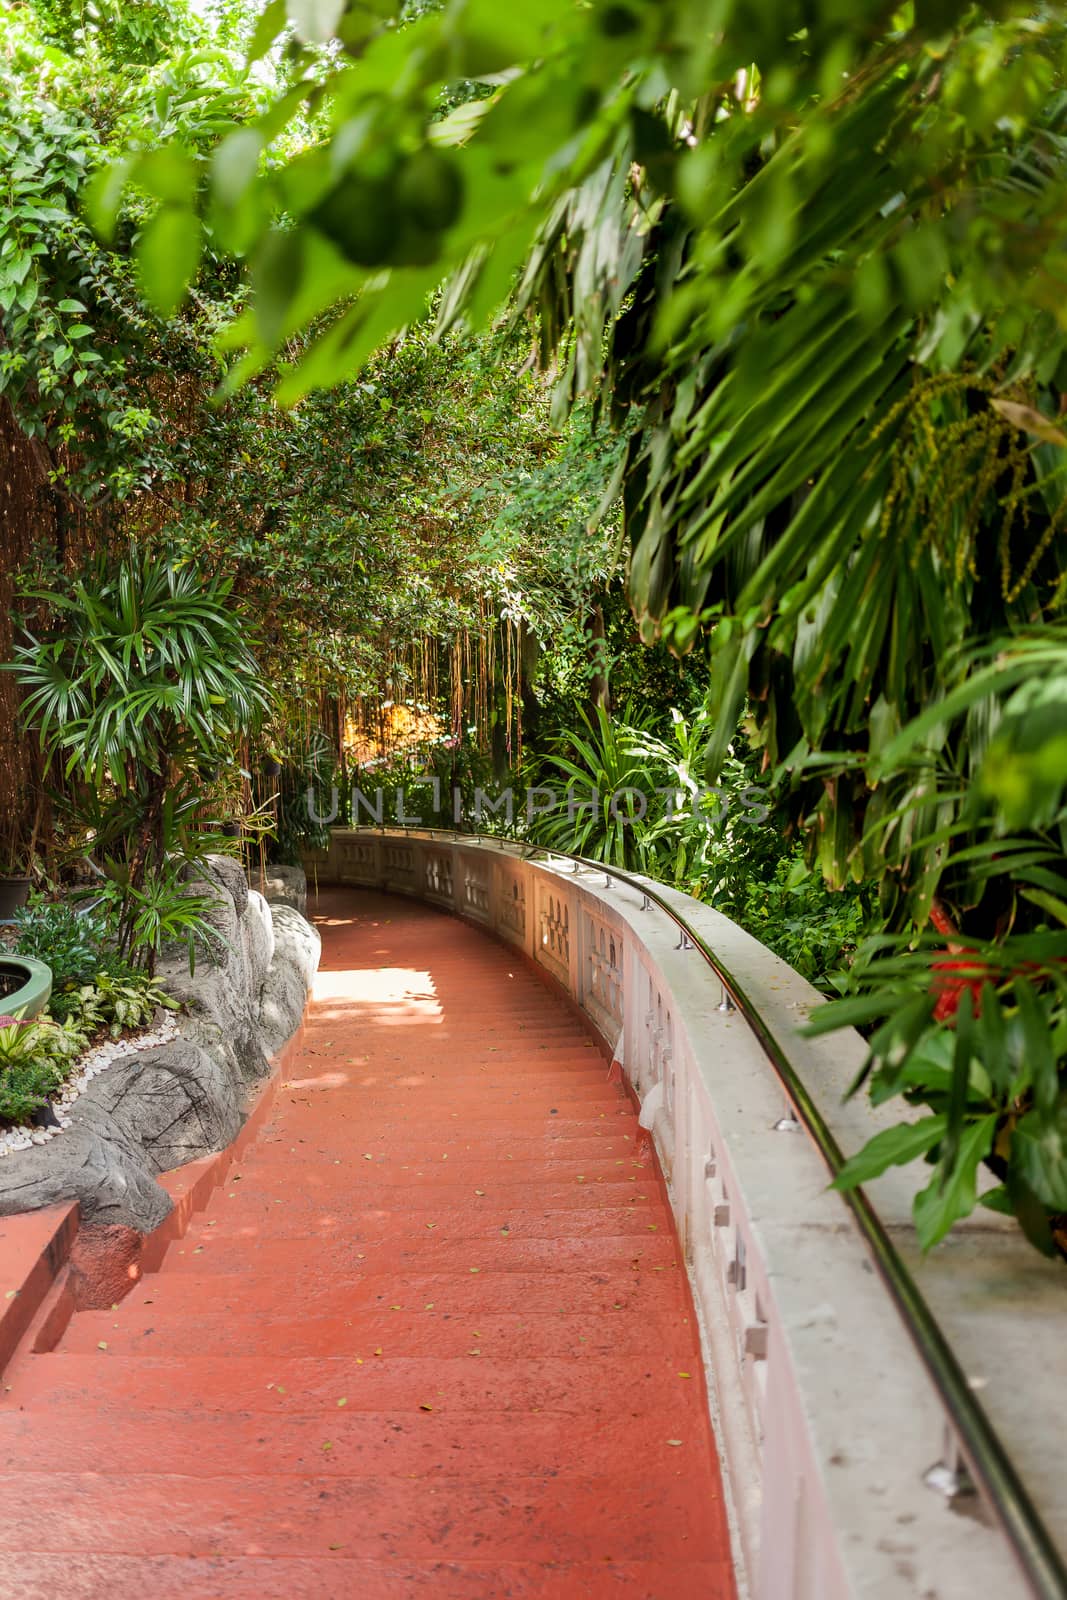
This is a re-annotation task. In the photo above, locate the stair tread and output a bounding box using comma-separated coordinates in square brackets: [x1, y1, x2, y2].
[9, 1552, 733, 1600]
[0, 1469, 724, 1563]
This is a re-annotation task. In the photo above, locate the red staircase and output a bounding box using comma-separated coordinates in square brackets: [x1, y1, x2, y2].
[0, 889, 736, 1599]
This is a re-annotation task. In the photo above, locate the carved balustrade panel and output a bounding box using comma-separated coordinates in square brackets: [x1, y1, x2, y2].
[536, 883, 570, 982]
[582, 910, 624, 1037]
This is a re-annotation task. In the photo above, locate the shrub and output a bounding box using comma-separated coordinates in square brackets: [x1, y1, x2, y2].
[15, 896, 104, 984]
[14, 895, 137, 1024]
[60, 970, 178, 1040]
[729, 852, 870, 993]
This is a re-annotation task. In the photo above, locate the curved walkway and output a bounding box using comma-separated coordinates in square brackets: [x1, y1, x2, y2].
[0, 889, 735, 1599]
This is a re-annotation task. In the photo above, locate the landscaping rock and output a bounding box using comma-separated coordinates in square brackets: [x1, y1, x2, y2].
[0, 1122, 173, 1234]
[77, 1037, 243, 1176]
[258, 903, 321, 1060]
[0, 864, 319, 1231]
[252, 865, 307, 916]
[244, 889, 275, 989]
[203, 853, 249, 919]
[160, 960, 270, 1086]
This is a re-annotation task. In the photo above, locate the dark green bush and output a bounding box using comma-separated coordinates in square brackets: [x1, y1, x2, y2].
[14, 895, 136, 1023]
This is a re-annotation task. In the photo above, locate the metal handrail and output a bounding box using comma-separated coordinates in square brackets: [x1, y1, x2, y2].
[386, 825, 1067, 1599]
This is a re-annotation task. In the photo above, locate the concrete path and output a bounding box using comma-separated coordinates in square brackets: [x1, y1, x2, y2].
[0, 889, 735, 1599]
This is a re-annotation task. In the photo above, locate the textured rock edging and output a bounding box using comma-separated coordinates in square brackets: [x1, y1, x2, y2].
[0, 861, 320, 1232]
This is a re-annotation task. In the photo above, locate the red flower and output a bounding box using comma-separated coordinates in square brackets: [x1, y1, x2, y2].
[931, 960, 987, 1022]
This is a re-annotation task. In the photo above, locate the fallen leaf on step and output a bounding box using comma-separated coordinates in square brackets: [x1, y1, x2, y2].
[337, 1397, 348, 1407]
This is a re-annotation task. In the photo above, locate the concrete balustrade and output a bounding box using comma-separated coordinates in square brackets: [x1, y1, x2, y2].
[306, 827, 1065, 1600]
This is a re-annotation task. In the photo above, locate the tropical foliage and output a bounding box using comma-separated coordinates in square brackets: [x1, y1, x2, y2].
[2, 0, 1067, 1253]
[10, 545, 271, 969]
[532, 701, 870, 987]
[96, 0, 1066, 1254]
[2, 893, 177, 1125]
[0, 1013, 84, 1124]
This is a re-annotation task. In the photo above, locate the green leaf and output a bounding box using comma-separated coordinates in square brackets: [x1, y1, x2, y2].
[213, 129, 262, 210]
[83, 158, 133, 241]
[943, 987, 975, 1172]
[1014, 977, 1057, 1113]
[133, 148, 197, 208]
[913, 1115, 997, 1250]
[136, 207, 202, 317]
[978, 1183, 1014, 1216]
[1012, 1102, 1067, 1211]
[1005, 1167, 1057, 1257]
[1020, 887, 1067, 927]
[832, 1114, 946, 1192]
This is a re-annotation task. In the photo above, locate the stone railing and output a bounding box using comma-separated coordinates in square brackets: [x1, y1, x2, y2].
[305, 828, 1065, 1600]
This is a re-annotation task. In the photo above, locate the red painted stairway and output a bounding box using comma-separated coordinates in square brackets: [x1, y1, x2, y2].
[0, 889, 736, 1600]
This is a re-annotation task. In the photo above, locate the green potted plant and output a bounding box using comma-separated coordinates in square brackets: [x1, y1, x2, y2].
[0, 847, 35, 921]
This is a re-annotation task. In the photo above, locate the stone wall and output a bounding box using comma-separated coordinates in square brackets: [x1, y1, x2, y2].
[0, 861, 320, 1232]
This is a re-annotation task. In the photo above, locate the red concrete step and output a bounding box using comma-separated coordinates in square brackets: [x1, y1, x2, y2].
[169, 1202, 675, 1243]
[0, 1407, 709, 1481]
[0, 1469, 724, 1563]
[163, 1232, 679, 1275]
[60, 1304, 700, 1359]
[262, 1094, 634, 1121]
[185, 1145, 652, 1199]
[9, 1353, 707, 1418]
[7, 1552, 734, 1600]
[232, 1158, 655, 1189]
[166, 1180, 665, 1215]
[251, 1118, 640, 1146]
[90, 1267, 690, 1320]
[292, 1064, 620, 1080]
